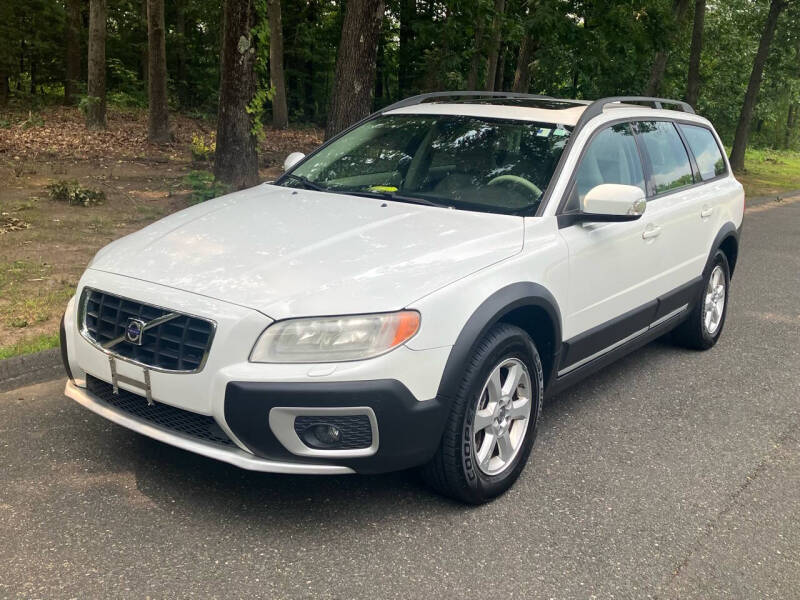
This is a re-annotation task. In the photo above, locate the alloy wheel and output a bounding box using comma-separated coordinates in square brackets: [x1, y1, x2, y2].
[472, 358, 533, 476]
[703, 265, 726, 335]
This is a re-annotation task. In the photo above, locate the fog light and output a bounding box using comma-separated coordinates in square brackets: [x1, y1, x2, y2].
[314, 424, 341, 445]
[298, 422, 344, 449]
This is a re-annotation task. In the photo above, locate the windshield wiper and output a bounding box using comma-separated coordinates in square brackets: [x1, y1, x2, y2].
[347, 190, 452, 209]
[283, 173, 328, 192]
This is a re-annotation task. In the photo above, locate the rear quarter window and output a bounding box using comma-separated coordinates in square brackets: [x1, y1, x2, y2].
[679, 124, 727, 180]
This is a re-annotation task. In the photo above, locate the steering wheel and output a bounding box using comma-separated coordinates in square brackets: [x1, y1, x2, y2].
[487, 175, 542, 199]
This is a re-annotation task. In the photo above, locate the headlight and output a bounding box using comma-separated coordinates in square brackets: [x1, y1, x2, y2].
[249, 311, 420, 363]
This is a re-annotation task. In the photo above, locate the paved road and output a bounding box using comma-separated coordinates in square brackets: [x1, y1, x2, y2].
[2, 197, 799, 599]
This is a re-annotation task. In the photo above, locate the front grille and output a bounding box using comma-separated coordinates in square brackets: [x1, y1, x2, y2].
[294, 415, 373, 449]
[86, 375, 236, 448]
[81, 288, 214, 372]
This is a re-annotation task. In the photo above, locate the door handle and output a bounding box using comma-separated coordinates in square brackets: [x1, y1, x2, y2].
[700, 205, 713, 218]
[642, 224, 662, 240]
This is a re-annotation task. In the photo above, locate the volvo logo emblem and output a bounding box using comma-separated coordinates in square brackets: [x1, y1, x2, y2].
[125, 318, 146, 345]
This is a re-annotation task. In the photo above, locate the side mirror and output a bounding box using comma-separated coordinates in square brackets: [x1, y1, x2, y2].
[578, 184, 646, 222]
[283, 152, 306, 172]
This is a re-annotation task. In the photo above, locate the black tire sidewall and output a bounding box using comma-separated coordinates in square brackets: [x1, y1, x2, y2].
[459, 327, 543, 501]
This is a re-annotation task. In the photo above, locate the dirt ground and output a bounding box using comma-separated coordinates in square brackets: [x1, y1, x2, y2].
[0, 106, 322, 352]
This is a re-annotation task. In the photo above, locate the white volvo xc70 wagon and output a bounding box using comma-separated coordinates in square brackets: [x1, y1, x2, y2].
[61, 93, 744, 503]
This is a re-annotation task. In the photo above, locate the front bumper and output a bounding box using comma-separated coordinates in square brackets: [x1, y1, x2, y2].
[64, 379, 354, 474]
[225, 380, 449, 474]
[62, 271, 453, 475]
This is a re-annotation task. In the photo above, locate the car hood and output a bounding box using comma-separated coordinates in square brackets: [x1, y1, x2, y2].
[89, 184, 523, 319]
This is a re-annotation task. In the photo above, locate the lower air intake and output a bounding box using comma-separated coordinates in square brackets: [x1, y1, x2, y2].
[86, 375, 236, 448]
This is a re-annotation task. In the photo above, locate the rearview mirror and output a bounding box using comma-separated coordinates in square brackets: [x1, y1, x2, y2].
[577, 184, 646, 223]
[283, 152, 306, 172]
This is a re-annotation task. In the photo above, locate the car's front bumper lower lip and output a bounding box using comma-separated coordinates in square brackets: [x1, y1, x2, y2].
[64, 379, 355, 475]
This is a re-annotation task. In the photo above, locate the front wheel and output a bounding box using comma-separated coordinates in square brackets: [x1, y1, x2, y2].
[672, 249, 731, 350]
[422, 323, 543, 504]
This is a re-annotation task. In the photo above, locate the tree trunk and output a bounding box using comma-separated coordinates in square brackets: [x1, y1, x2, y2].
[512, 34, 537, 93]
[65, 0, 81, 105]
[0, 70, 8, 107]
[467, 21, 484, 90]
[784, 40, 800, 148]
[645, 0, 690, 96]
[325, 0, 385, 140]
[786, 104, 798, 148]
[267, 0, 288, 128]
[729, 0, 787, 171]
[214, 0, 259, 189]
[484, 0, 506, 92]
[86, 0, 107, 129]
[685, 0, 705, 108]
[495, 44, 506, 91]
[302, 0, 316, 120]
[398, 0, 415, 96]
[175, 0, 186, 104]
[147, 0, 170, 143]
[140, 0, 148, 86]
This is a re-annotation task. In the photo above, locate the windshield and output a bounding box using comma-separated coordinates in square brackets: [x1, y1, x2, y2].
[280, 114, 572, 215]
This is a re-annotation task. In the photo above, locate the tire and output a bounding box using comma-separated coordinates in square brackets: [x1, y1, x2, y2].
[421, 323, 543, 504]
[672, 249, 731, 350]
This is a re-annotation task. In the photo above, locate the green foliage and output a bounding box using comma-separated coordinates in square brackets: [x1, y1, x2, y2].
[0, 333, 60, 360]
[78, 95, 103, 116]
[190, 133, 216, 162]
[1, 0, 798, 151]
[46, 180, 105, 207]
[182, 170, 229, 203]
[247, 0, 274, 142]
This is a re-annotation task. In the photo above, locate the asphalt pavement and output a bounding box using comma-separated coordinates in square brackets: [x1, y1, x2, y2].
[1, 196, 799, 599]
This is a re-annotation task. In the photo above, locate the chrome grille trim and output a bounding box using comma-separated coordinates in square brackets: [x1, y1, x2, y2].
[78, 287, 216, 374]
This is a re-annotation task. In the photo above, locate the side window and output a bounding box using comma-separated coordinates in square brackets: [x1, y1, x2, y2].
[679, 124, 727, 180]
[637, 121, 695, 194]
[565, 123, 645, 212]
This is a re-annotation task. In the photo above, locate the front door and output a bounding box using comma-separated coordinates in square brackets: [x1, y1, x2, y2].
[558, 122, 660, 373]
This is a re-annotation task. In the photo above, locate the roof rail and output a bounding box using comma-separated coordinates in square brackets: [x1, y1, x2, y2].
[577, 95, 695, 127]
[380, 91, 554, 113]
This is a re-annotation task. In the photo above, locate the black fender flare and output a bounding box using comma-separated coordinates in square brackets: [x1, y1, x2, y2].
[435, 282, 563, 401]
[707, 221, 740, 278]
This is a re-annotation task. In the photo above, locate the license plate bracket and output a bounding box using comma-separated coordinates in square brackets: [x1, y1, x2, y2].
[108, 355, 154, 405]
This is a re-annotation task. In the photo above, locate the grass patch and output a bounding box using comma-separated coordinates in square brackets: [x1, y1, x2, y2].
[0, 332, 60, 360]
[737, 148, 800, 197]
[0, 260, 74, 332]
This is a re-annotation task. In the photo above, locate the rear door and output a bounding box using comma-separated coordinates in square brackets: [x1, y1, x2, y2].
[677, 121, 732, 256]
[633, 120, 710, 317]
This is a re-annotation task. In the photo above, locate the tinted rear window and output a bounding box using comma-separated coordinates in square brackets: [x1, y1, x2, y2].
[679, 124, 726, 180]
[637, 121, 695, 194]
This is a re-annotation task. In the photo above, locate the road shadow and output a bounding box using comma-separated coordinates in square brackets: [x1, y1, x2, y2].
[83, 335, 691, 527]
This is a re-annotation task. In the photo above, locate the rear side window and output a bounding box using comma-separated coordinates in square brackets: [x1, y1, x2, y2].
[565, 123, 645, 212]
[679, 124, 726, 180]
[637, 121, 695, 194]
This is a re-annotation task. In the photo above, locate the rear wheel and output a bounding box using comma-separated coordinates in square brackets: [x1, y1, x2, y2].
[672, 250, 730, 350]
[422, 323, 543, 504]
